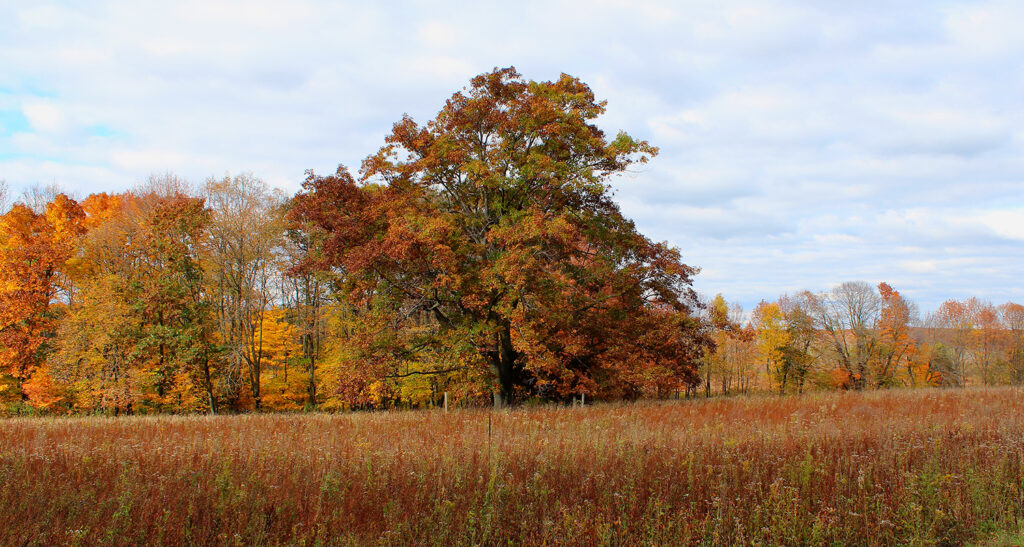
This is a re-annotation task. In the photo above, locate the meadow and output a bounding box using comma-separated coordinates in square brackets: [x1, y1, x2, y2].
[2, 388, 1024, 546]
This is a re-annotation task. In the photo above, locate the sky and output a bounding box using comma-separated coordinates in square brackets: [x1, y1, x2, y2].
[1, 0, 1022, 313]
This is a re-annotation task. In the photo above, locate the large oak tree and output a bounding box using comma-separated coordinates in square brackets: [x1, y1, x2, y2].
[290, 68, 710, 406]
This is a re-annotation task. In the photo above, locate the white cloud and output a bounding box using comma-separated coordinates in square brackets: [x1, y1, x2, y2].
[978, 210, 1024, 240]
[900, 260, 939, 274]
[22, 100, 67, 134]
[418, 21, 458, 49]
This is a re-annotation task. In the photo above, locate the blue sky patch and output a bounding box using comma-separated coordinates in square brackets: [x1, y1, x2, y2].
[87, 124, 120, 138]
[0, 109, 30, 136]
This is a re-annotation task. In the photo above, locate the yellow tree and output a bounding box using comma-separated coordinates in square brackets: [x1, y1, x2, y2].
[752, 300, 790, 393]
[50, 272, 138, 412]
[258, 308, 304, 411]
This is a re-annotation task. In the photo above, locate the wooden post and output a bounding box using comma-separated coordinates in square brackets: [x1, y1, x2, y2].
[581, 393, 585, 406]
[443, 391, 448, 413]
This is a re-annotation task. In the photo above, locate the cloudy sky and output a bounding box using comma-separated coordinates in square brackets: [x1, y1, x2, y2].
[2, 1, 1022, 312]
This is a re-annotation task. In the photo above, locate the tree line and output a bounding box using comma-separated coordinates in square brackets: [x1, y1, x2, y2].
[699, 282, 1024, 397]
[1, 68, 1020, 415]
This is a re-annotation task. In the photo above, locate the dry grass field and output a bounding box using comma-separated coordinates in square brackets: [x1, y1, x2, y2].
[3, 388, 1024, 545]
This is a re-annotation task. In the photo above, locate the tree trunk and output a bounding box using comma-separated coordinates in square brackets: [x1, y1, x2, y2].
[489, 322, 517, 408]
[202, 353, 216, 415]
[307, 351, 317, 407]
[250, 363, 261, 411]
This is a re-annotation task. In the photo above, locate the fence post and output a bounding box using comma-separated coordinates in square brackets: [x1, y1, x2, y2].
[444, 391, 448, 413]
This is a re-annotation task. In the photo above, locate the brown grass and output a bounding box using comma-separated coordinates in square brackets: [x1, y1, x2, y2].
[2, 388, 1024, 545]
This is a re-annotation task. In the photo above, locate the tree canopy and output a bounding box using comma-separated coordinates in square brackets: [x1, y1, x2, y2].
[290, 67, 711, 406]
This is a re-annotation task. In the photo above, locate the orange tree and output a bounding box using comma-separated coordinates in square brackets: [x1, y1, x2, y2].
[290, 68, 710, 406]
[0, 196, 85, 402]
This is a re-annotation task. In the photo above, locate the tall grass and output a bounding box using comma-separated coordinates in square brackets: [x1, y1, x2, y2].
[2, 388, 1023, 545]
